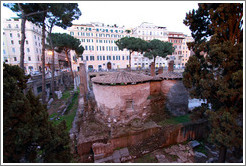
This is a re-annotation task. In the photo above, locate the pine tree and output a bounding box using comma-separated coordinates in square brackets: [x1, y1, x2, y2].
[183, 3, 243, 162]
[3, 64, 71, 163]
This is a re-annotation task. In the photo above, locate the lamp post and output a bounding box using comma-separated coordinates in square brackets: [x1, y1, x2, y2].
[48, 50, 55, 99]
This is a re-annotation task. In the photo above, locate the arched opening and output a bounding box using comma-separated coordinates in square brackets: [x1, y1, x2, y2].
[107, 62, 111, 70]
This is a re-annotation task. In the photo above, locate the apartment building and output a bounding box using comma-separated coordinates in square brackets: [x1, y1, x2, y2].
[68, 22, 131, 71]
[2, 18, 65, 74]
[131, 22, 169, 68]
[167, 32, 194, 68]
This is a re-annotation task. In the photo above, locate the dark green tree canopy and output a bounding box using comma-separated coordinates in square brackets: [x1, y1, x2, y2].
[183, 3, 243, 162]
[115, 37, 148, 53]
[144, 39, 174, 62]
[4, 3, 81, 29]
[3, 64, 71, 163]
[48, 33, 84, 56]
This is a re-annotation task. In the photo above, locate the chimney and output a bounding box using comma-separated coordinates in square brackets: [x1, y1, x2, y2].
[168, 61, 174, 72]
[150, 62, 155, 76]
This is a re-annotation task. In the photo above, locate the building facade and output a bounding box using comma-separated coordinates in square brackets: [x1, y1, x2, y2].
[131, 22, 169, 68]
[2, 18, 65, 74]
[3, 19, 193, 73]
[68, 22, 131, 71]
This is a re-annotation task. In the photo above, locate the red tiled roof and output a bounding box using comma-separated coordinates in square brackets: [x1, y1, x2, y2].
[92, 71, 153, 85]
[157, 71, 183, 80]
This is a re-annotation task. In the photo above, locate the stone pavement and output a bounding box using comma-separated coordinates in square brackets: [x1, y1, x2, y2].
[95, 147, 130, 163]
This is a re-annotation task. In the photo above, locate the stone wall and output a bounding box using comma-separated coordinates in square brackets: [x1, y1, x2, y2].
[89, 120, 208, 161]
[25, 72, 73, 97]
[92, 83, 150, 123]
[150, 81, 161, 95]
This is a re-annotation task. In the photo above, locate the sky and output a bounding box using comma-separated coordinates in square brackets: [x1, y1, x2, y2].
[1, 1, 199, 35]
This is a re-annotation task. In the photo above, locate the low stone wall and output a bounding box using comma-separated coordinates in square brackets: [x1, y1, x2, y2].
[160, 120, 207, 147]
[109, 126, 160, 150]
[88, 120, 208, 162]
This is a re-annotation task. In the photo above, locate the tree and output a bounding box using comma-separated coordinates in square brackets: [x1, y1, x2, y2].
[43, 3, 81, 99]
[22, 3, 81, 102]
[3, 64, 71, 163]
[48, 33, 84, 79]
[115, 37, 148, 69]
[3, 3, 48, 71]
[183, 3, 243, 162]
[144, 39, 174, 68]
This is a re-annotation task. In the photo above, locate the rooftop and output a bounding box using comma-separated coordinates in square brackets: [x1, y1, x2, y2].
[157, 71, 183, 80]
[91, 71, 153, 85]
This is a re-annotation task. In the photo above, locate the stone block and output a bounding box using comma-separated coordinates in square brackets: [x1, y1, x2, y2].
[188, 140, 200, 148]
[94, 153, 105, 160]
[112, 150, 121, 159]
[119, 147, 129, 157]
[48, 98, 53, 105]
[194, 151, 207, 158]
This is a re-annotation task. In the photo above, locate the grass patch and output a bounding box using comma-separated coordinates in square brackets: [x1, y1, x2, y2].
[134, 153, 158, 163]
[50, 91, 79, 132]
[158, 114, 191, 126]
[61, 90, 71, 100]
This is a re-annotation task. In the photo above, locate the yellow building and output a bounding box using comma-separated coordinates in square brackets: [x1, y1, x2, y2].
[68, 22, 130, 71]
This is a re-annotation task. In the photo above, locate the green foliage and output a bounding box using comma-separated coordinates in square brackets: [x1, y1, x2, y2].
[190, 104, 209, 121]
[51, 91, 79, 132]
[183, 3, 243, 159]
[194, 141, 207, 155]
[115, 37, 148, 68]
[3, 64, 71, 163]
[61, 90, 71, 100]
[158, 114, 191, 126]
[48, 33, 84, 57]
[115, 37, 148, 53]
[144, 39, 174, 64]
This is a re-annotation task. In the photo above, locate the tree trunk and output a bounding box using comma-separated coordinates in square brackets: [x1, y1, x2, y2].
[48, 21, 55, 99]
[218, 145, 227, 163]
[41, 13, 47, 103]
[51, 50, 55, 98]
[65, 50, 74, 80]
[19, 5, 26, 71]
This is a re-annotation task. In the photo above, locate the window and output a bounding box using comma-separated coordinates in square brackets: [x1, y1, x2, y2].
[97, 56, 99, 60]
[103, 56, 105, 60]
[86, 56, 88, 61]
[15, 24, 19, 28]
[12, 48, 15, 53]
[14, 57, 17, 61]
[34, 35, 36, 39]
[70, 32, 74, 36]
[10, 33, 12, 37]
[122, 56, 124, 60]
[3, 49, 6, 55]
[81, 56, 83, 61]
[17, 33, 20, 38]
[85, 46, 88, 50]
[113, 56, 115, 60]
[11, 40, 14, 44]
[26, 40, 29, 44]
[28, 57, 31, 61]
[90, 56, 94, 61]
[27, 48, 30, 52]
